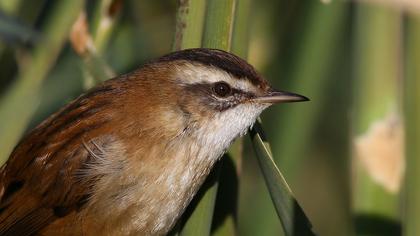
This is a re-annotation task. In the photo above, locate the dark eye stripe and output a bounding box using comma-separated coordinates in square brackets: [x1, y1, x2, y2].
[184, 82, 253, 98]
[183, 82, 257, 112]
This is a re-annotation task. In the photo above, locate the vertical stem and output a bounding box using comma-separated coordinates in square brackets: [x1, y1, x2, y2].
[0, 0, 84, 164]
[173, 0, 207, 50]
[352, 3, 402, 222]
[179, 165, 222, 236]
[202, 0, 236, 50]
[212, 1, 252, 235]
[404, 14, 420, 236]
[173, 0, 235, 235]
[231, 0, 251, 58]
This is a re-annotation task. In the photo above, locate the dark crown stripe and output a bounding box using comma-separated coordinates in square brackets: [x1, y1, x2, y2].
[154, 48, 266, 87]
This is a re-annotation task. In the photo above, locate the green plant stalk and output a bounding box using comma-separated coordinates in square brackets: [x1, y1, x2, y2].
[173, 0, 207, 50]
[352, 3, 401, 219]
[404, 14, 420, 236]
[0, 0, 84, 164]
[178, 0, 236, 235]
[179, 166, 222, 236]
[202, 0, 236, 50]
[211, 1, 252, 235]
[211, 154, 238, 236]
[231, 0, 251, 58]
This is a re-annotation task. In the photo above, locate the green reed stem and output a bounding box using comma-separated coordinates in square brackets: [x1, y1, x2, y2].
[177, 0, 236, 235]
[404, 14, 420, 236]
[352, 3, 401, 223]
[211, 1, 252, 235]
[173, 0, 207, 50]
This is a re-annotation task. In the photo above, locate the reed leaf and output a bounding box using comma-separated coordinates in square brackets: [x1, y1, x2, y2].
[250, 121, 315, 236]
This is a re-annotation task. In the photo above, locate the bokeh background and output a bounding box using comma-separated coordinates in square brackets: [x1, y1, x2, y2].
[0, 0, 419, 235]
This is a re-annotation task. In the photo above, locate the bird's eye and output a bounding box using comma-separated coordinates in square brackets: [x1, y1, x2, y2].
[213, 82, 232, 97]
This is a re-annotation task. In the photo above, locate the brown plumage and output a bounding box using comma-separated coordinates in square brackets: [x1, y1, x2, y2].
[0, 48, 307, 235]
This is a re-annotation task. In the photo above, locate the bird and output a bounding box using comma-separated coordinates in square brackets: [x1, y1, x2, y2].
[0, 48, 308, 236]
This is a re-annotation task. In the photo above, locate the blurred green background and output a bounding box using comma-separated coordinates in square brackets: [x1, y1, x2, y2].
[0, 0, 419, 235]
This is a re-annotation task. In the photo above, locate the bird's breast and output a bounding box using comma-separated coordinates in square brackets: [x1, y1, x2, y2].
[79, 138, 219, 235]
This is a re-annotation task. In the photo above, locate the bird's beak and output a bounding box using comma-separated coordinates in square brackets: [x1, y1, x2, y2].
[252, 89, 309, 104]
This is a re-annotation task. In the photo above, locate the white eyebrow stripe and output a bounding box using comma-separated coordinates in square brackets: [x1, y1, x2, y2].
[173, 63, 258, 93]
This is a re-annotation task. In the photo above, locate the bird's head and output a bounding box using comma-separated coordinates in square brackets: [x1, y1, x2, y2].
[134, 48, 308, 149]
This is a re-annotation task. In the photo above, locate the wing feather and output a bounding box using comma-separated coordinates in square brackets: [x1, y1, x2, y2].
[0, 83, 119, 235]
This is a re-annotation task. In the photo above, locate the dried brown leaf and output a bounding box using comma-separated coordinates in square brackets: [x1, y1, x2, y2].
[355, 112, 405, 193]
[70, 12, 94, 55]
